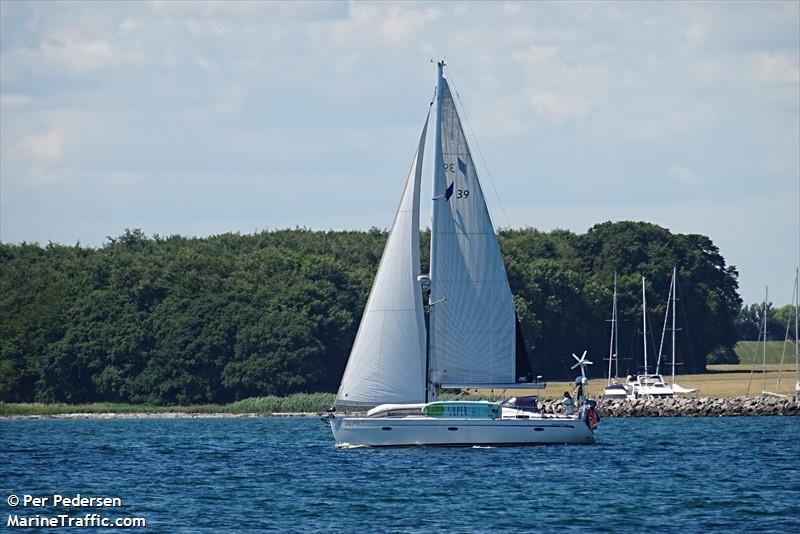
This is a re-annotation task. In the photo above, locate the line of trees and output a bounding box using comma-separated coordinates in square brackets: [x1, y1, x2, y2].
[0, 222, 743, 404]
[736, 302, 799, 342]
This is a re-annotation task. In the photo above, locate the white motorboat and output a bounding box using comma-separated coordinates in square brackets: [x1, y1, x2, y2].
[626, 373, 675, 398]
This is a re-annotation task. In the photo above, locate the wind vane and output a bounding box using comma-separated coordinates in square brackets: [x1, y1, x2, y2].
[571, 350, 593, 383]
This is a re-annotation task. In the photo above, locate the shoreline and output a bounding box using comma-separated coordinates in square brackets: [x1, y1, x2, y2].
[2, 395, 799, 419]
[0, 412, 324, 420]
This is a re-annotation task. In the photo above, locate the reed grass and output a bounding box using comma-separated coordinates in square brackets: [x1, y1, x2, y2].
[0, 393, 336, 417]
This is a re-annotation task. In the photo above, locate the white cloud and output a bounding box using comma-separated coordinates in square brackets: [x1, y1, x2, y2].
[194, 56, 211, 71]
[751, 51, 800, 85]
[528, 90, 591, 123]
[39, 37, 114, 73]
[119, 18, 142, 34]
[149, 0, 345, 20]
[7, 129, 67, 187]
[18, 129, 65, 162]
[512, 45, 613, 124]
[666, 164, 700, 187]
[627, 101, 713, 143]
[321, 3, 439, 49]
[184, 18, 228, 37]
[0, 94, 32, 108]
[218, 83, 246, 114]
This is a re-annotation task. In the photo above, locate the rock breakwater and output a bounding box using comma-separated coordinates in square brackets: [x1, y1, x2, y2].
[539, 396, 799, 417]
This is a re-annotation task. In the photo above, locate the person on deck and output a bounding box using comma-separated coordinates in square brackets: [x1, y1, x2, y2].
[562, 392, 575, 415]
[574, 377, 585, 404]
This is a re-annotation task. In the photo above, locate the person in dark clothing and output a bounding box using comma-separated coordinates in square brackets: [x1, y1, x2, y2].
[574, 377, 585, 403]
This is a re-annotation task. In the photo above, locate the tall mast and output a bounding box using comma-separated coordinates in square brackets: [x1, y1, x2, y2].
[795, 267, 799, 389]
[778, 268, 799, 390]
[615, 274, 620, 380]
[762, 286, 768, 394]
[656, 274, 672, 375]
[427, 60, 446, 403]
[642, 276, 648, 374]
[671, 267, 677, 385]
[746, 286, 768, 397]
[607, 272, 618, 384]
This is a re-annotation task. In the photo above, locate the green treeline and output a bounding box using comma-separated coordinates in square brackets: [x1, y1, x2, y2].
[0, 222, 741, 404]
[736, 302, 798, 342]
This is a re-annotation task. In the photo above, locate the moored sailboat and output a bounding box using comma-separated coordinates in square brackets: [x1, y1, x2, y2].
[656, 267, 698, 395]
[602, 273, 632, 400]
[626, 277, 674, 398]
[763, 268, 799, 398]
[324, 62, 596, 447]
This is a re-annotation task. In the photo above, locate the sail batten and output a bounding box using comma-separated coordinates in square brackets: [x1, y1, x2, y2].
[335, 117, 429, 407]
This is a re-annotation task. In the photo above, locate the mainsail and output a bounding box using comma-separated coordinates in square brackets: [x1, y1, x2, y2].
[335, 117, 429, 407]
[429, 69, 516, 387]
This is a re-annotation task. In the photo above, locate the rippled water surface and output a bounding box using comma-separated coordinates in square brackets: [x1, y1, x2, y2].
[2, 416, 799, 532]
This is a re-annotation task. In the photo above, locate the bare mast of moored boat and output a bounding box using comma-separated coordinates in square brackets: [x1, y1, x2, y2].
[607, 272, 619, 385]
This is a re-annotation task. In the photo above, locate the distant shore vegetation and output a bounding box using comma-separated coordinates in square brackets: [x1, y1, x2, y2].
[0, 393, 336, 416]
[1, 222, 772, 405]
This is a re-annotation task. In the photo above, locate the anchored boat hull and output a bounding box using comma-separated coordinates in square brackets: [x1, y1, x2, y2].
[327, 415, 595, 447]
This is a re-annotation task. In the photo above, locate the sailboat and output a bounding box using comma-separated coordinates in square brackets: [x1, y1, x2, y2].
[324, 62, 596, 447]
[601, 273, 632, 400]
[655, 267, 697, 395]
[795, 269, 800, 395]
[746, 288, 771, 397]
[775, 178, 800, 396]
[767, 268, 799, 397]
[626, 277, 674, 398]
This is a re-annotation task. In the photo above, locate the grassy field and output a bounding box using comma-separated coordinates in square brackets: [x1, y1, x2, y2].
[734, 340, 798, 365]
[467, 362, 799, 400]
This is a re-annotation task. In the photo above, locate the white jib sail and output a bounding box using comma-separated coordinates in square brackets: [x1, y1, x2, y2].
[335, 117, 429, 407]
[429, 77, 516, 386]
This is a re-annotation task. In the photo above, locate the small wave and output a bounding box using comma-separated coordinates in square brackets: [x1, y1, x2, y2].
[335, 443, 370, 450]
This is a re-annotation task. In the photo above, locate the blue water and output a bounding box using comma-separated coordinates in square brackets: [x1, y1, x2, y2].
[2, 417, 799, 533]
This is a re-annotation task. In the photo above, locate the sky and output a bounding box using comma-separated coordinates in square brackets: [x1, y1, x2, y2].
[1, 1, 798, 306]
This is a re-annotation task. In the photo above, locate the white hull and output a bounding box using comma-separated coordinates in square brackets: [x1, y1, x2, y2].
[632, 386, 674, 398]
[601, 382, 632, 400]
[627, 374, 674, 398]
[327, 415, 595, 447]
[601, 391, 632, 401]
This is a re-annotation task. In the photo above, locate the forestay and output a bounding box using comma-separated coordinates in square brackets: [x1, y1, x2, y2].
[335, 118, 429, 407]
[429, 75, 516, 386]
